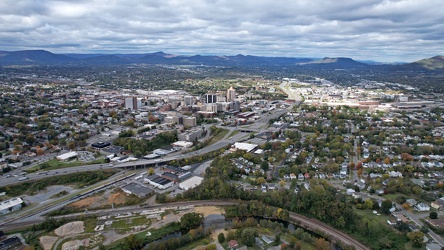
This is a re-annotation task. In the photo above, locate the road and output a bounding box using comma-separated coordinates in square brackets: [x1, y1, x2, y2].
[1, 200, 369, 249]
[0, 171, 135, 227]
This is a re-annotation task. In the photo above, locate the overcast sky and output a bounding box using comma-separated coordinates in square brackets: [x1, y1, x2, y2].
[1, 0, 443, 62]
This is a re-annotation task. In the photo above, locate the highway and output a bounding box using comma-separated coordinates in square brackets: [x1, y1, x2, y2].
[1, 200, 369, 250]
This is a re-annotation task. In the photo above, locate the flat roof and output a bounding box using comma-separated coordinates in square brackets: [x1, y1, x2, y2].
[146, 174, 172, 185]
[0, 197, 23, 211]
[179, 176, 204, 190]
[122, 183, 154, 197]
[233, 142, 258, 152]
[56, 151, 78, 160]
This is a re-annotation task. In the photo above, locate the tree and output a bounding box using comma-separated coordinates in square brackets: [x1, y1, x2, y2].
[256, 177, 266, 185]
[218, 232, 225, 243]
[381, 200, 393, 215]
[261, 161, 270, 171]
[241, 228, 256, 247]
[364, 199, 374, 209]
[315, 238, 330, 250]
[180, 212, 204, 230]
[407, 231, 424, 247]
[430, 211, 438, 219]
[148, 167, 155, 176]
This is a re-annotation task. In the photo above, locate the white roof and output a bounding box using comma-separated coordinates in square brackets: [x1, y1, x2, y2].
[56, 151, 78, 160]
[172, 141, 193, 148]
[233, 142, 258, 152]
[0, 197, 23, 210]
[179, 176, 204, 190]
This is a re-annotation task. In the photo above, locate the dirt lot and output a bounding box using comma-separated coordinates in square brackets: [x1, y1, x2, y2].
[193, 206, 224, 217]
[69, 189, 127, 209]
[55, 221, 85, 237]
[39, 236, 58, 250]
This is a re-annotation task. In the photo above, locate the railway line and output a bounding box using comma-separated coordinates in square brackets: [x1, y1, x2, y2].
[1, 200, 369, 249]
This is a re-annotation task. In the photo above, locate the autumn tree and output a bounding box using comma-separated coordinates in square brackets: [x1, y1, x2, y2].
[407, 231, 424, 247]
[315, 238, 330, 250]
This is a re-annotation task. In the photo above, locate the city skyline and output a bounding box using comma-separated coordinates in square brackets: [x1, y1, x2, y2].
[1, 0, 443, 62]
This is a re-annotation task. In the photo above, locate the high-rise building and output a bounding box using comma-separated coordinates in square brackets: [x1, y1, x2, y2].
[125, 97, 138, 110]
[205, 94, 217, 103]
[227, 86, 236, 101]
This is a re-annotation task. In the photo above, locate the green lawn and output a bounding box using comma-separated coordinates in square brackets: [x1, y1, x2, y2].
[110, 216, 152, 233]
[227, 130, 240, 138]
[27, 158, 106, 173]
[354, 208, 391, 225]
[209, 129, 230, 145]
[176, 237, 212, 250]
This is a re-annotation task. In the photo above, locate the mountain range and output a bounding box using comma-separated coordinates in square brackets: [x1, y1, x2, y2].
[0, 50, 443, 70]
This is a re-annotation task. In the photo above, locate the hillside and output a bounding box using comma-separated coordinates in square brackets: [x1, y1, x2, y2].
[411, 55, 444, 70]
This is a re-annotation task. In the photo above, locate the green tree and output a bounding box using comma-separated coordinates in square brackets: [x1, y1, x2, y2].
[218, 232, 225, 243]
[180, 212, 204, 230]
[430, 211, 438, 219]
[241, 228, 256, 247]
[261, 161, 270, 171]
[381, 200, 393, 215]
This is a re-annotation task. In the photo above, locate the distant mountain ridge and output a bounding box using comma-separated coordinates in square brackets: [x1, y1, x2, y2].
[410, 55, 444, 70]
[0, 50, 441, 70]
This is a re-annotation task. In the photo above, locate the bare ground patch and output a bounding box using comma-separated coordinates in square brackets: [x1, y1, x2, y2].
[39, 236, 58, 250]
[55, 221, 85, 237]
[61, 239, 89, 250]
[69, 189, 127, 209]
[193, 206, 224, 217]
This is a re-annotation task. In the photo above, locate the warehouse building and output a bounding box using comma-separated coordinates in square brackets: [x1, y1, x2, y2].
[179, 176, 204, 191]
[0, 197, 24, 215]
[144, 174, 173, 190]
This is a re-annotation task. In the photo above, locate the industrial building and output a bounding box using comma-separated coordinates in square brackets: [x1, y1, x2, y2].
[56, 151, 78, 161]
[179, 176, 204, 190]
[0, 197, 24, 215]
[144, 174, 173, 190]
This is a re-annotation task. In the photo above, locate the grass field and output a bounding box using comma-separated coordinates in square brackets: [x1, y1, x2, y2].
[27, 158, 106, 173]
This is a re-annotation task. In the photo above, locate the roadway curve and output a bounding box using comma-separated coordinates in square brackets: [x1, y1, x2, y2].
[2, 200, 369, 250]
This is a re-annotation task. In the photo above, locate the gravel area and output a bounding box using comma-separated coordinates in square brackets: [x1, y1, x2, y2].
[23, 185, 74, 204]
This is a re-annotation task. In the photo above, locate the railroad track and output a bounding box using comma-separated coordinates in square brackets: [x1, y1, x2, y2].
[2, 200, 369, 249]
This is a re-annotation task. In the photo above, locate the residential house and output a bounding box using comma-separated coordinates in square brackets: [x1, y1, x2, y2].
[406, 199, 417, 207]
[415, 203, 431, 212]
[431, 197, 444, 210]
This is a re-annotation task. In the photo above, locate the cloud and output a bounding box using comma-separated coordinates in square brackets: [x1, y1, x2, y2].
[0, 0, 443, 61]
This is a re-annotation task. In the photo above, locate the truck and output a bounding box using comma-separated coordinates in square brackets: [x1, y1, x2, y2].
[18, 176, 29, 181]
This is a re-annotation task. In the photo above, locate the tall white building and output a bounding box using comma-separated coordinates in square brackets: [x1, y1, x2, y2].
[124, 97, 138, 110]
[227, 86, 236, 101]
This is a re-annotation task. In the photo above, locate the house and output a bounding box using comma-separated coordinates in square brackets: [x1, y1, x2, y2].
[415, 202, 431, 212]
[289, 173, 297, 180]
[228, 240, 239, 249]
[346, 189, 355, 196]
[406, 199, 417, 207]
[431, 197, 444, 210]
[298, 173, 304, 181]
[304, 173, 310, 180]
[389, 171, 403, 178]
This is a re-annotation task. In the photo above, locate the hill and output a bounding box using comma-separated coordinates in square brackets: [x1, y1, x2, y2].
[299, 57, 367, 69]
[410, 55, 444, 70]
[0, 50, 75, 65]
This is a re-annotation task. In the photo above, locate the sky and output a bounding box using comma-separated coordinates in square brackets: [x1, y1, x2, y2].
[1, 0, 443, 62]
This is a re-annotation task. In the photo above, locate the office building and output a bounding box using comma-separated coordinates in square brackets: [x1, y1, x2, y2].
[227, 86, 236, 101]
[205, 94, 217, 103]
